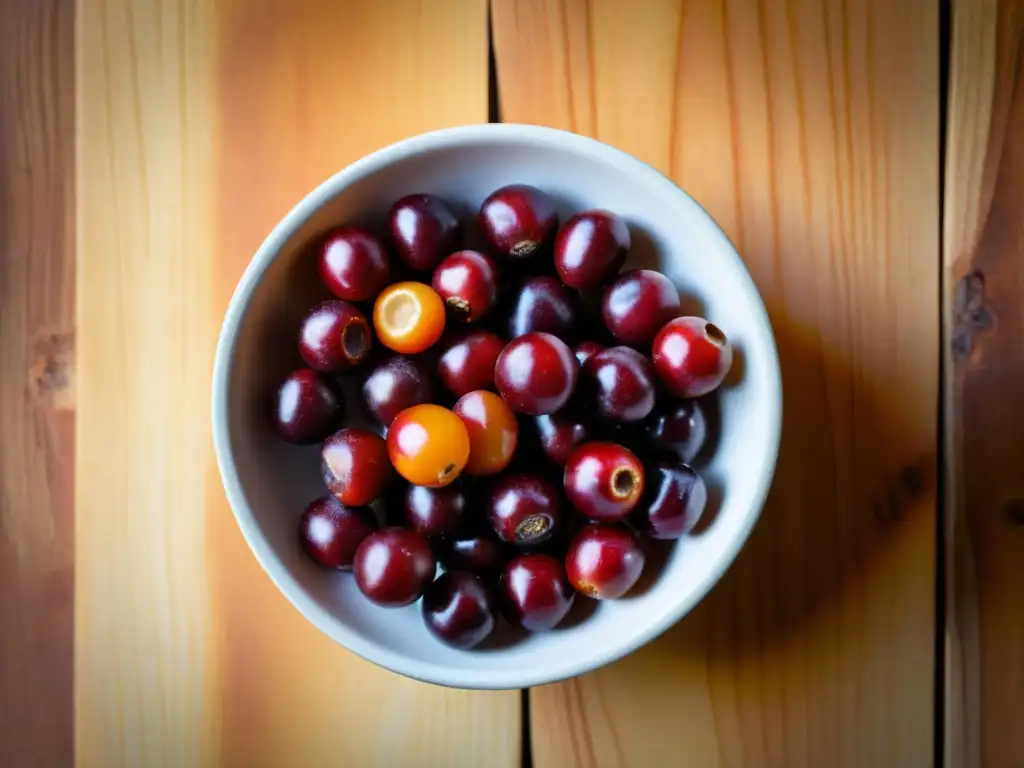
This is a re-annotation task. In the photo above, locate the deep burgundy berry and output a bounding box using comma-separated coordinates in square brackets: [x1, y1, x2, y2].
[478, 184, 558, 259]
[388, 194, 462, 271]
[422, 572, 498, 649]
[633, 462, 707, 539]
[436, 330, 505, 397]
[436, 528, 509, 575]
[298, 300, 373, 372]
[495, 332, 578, 415]
[322, 428, 392, 506]
[601, 269, 680, 346]
[532, 411, 591, 466]
[554, 210, 630, 289]
[400, 482, 467, 539]
[645, 399, 707, 464]
[299, 495, 378, 569]
[432, 250, 499, 322]
[273, 369, 343, 443]
[353, 527, 436, 607]
[318, 227, 391, 302]
[585, 346, 656, 422]
[652, 316, 733, 397]
[565, 524, 645, 599]
[362, 355, 434, 425]
[500, 553, 575, 632]
[563, 441, 644, 522]
[487, 473, 563, 545]
[508, 276, 579, 341]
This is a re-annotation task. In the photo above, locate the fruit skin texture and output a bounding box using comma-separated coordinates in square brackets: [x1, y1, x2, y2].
[645, 399, 707, 464]
[354, 527, 436, 607]
[478, 184, 559, 258]
[652, 316, 734, 398]
[318, 226, 390, 302]
[436, 528, 509, 575]
[273, 369, 344, 443]
[586, 346, 656, 422]
[532, 411, 590, 466]
[494, 332, 579, 415]
[373, 282, 446, 354]
[431, 250, 499, 322]
[387, 404, 470, 487]
[565, 524, 645, 599]
[453, 390, 519, 476]
[574, 341, 604, 370]
[508, 276, 578, 341]
[601, 269, 680, 346]
[500, 553, 575, 632]
[399, 483, 467, 539]
[362, 355, 434, 426]
[298, 300, 373, 372]
[564, 441, 645, 522]
[436, 330, 505, 397]
[554, 210, 631, 289]
[487, 472, 563, 545]
[322, 428, 392, 506]
[387, 193, 462, 271]
[633, 462, 707, 539]
[299, 496, 378, 569]
[422, 572, 498, 649]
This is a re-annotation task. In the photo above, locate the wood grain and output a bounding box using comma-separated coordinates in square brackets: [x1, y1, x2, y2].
[78, 1, 519, 765]
[0, 0, 75, 764]
[493, 1, 939, 766]
[944, 1, 1024, 766]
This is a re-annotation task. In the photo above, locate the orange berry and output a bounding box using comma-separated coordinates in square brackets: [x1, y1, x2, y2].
[373, 282, 446, 354]
[453, 391, 519, 476]
[387, 404, 470, 487]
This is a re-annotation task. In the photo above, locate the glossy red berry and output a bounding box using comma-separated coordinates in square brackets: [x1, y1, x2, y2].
[354, 527, 436, 607]
[298, 300, 372, 372]
[318, 227, 390, 302]
[554, 210, 630, 289]
[508, 276, 578, 341]
[436, 330, 505, 397]
[273, 369, 343, 443]
[585, 346, 656, 422]
[487, 473, 563, 545]
[646, 399, 707, 464]
[387, 194, 461, 271]
[362, 355, 434, 425]
[532, 411, 591, 466]
[633, 462, 707, 539]
[495, 332, 578, 415]
[321, 428, 392, 506]
[500, 553, 575, 632]
[299, 495, 378, 569]
[565, 524, 645, 599]
[602, 269, 680, 345]
[436, 528, 509, 576]
[652, 317, 733, 397]
[478, 184, 558, 258]
[432, 250, 499, 322]
[573, 341, 604, 370]
[422, 572, 497, 649]
[399, 482, 467, 539]
[564, 441, 644, 522]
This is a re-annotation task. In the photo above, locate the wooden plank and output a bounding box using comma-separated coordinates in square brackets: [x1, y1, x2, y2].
[0, 0, 75, 764]
[493, 1, 939, 766]
[944, 1, 1024, 766]
[78, 1, 519, 765]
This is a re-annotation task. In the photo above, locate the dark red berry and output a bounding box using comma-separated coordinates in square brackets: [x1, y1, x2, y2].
[354, 527, 436, 607]
[652, 317, 733, 397]
[500, 553, 575, 632]
[554, 210, 630, 289]
[388, 194, 462, 271]
[478, 184, 558, 259]
[601, 269, 680, 346]
[400, 482, 467, 539]
[321, 428, 392, 506]
[508, 276, 578, 341]
[585, 346, 656, 422]
[437, 528, 509, 575]
[495, 332, 578, 415]
[422, 572, 497, 649]
[565, 524, 645, 599]
[487, 473, 562, 545]
[646, 399, 707, 464]
[318, 227, 390, 302]
[362, 355, 434, 425]
[574, 341, 604, 370]
[633, 462, 707, 539]
[432, 250, 499, 322]
[532, 411, 591, 466]
[564, 441, 644, 522]
[299, 496, 378, 569]
[436, 330, 505, 397]
[273, 369, 343, 443]
[298, 300, 372, 373]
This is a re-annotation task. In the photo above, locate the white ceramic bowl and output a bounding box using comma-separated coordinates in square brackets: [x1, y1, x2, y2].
[212, 124, 782, 689]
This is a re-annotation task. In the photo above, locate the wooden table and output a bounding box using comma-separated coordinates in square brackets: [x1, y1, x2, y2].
[1, 0, 1019, 765]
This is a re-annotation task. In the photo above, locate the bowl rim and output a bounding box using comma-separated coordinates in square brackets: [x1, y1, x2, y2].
[212, 122, 783, 689]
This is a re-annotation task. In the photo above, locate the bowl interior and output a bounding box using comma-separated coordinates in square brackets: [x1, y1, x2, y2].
[215, 126, 781, 689]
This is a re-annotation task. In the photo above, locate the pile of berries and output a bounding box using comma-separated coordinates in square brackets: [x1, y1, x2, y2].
[272, 185, 732, 650]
